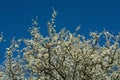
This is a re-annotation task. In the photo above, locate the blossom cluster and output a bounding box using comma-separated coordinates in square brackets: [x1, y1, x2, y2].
[0, 9, 120, 80]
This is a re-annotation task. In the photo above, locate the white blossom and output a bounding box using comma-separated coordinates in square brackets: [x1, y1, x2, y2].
[0, 9, 120, 80]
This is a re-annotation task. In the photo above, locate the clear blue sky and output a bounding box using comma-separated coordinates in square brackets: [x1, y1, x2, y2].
[0, 0, 120, 57]
[0, 0, 120, 37]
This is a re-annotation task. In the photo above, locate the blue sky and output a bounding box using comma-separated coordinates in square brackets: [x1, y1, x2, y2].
[0, 0, 120, 38]
[0, 0, 120, 58]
